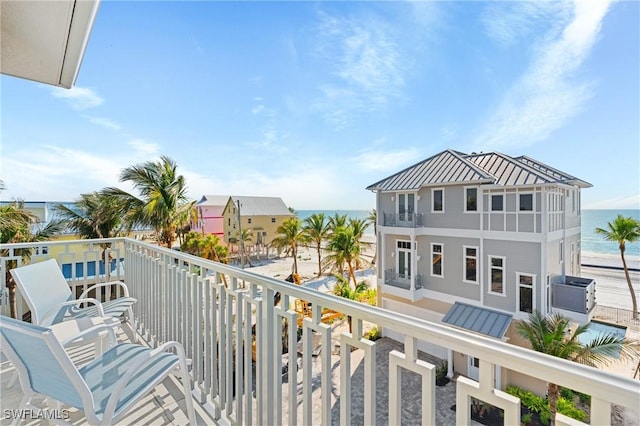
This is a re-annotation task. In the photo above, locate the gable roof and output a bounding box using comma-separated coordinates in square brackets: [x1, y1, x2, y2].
[366, 150, 494, 191]
[366, 149, 591, 191]
[196, 195, 230, 207]
[226, 196, 294, 217]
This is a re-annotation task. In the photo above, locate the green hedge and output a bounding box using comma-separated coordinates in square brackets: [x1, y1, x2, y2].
[506, 385, 588, 424]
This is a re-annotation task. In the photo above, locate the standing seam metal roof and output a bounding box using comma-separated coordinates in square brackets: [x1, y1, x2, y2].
[365, 150, 494, 191]
[366, 149, 591, 191]
[227, 196, 294, 217]
[442, 302, 512, 339]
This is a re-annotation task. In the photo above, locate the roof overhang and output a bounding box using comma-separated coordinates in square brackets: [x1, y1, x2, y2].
[442, 302, 513, 339]
[1, 0, 101, 88]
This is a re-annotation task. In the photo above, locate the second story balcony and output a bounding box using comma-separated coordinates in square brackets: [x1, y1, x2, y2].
[552, 276, 597, 323]
[1, 238, 637, 425]
[383, 212, 423, 228]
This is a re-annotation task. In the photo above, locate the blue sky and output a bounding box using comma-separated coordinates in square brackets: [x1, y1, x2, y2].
[1, 1, 638, 210]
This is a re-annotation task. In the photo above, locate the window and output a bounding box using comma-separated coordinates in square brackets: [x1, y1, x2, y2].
[491, 195, 503, 211]
[465, 188, 477, 212]
[431, 243, 443, 277]
[248, 218, 252, 224]
[489, 256, 505, 295]
[517, 273, 535, 314]
[271, 217, 276, 223]
[519, 194, 533, 211]
[463, 246, 478, 283]
[432, 188, 444, 212]
[228, 218, 231, 226]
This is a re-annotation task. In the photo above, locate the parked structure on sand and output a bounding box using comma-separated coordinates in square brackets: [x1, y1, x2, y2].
[222, 195, 295, 258]
[367, 149, 595, 390]
[192, 195, 229, 238]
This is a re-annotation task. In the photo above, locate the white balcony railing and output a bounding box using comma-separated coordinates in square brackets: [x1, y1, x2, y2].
[1, 238, 639, 425]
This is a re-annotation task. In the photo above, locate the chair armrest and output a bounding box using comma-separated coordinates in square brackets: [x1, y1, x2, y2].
[103, 341, 189, 421]
[40, 298, 105, 326]
[79, 281, 130, 299]
[58, 323, 117, 347]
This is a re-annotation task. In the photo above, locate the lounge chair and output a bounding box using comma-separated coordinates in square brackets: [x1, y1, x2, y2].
[0, 315, 196, 426]
[10, 259, 137, 336]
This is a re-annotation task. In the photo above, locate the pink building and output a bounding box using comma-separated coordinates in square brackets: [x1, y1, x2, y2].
[192, 195, 229, 237]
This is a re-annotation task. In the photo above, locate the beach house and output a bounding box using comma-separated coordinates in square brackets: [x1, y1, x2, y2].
[192, 195, 229, 238]
[222, 195, 295, 255]
[3, 3, 637, 424]
[367, 149, 596, 384]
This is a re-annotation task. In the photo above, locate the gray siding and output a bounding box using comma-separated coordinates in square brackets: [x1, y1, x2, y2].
[417, 235, 481, 301]
[483, 240, 542, 313]
[420, 186, 481, 230]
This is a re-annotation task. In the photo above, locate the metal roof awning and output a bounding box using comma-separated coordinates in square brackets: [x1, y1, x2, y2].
[442, 302, 512, 339]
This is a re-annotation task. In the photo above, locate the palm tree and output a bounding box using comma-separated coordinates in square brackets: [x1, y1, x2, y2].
[181, 231, 229, 263]
[0, 200, 64, 318]
[333, 274, 369, 333]
[595, 215, 640, 319]
[323, 223, 369, 287]
[328, 213, 348, 234]
[56, 192, 132, 275]
[237, 227, 254, 267]
[270, 217, 310, 275]
[517, 311, 639, 424]
[303, 213, 330, 277]
[367, 209, 377, 265]
[103, 156, 194, 248]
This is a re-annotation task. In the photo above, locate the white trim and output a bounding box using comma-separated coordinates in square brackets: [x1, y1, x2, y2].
[488, 255, 506, 296]
[464, 186, 479, 213]
[418, 289, 482, 306]
[431, 242, 444, 278]
[431, 188, 445, 213]
[559, 240, 564, 264]
[462, 245, 479, 284]
[516, 272, 536, 315]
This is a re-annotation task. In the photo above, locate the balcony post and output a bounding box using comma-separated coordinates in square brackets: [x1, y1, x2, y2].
[410, 237, 416, 292]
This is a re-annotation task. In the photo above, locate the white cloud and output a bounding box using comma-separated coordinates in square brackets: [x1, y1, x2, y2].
[1, 146, 123, 200]
[482, 2, 571, 47]
[354, 148, 421, 172]
[583, 193, 640, 210]
[51, 86, 103, 110]
[311, 10, 408, 127]
[129, 139, 160, 156]
[251, 105, 265, 115]
[86, 116, 121, 130]
[185, 164, 371, 210]
[475, 0, 612, 150]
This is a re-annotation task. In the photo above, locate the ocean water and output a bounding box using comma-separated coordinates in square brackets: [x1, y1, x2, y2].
[581, 209, 640, 257]
[296, 209, 640, 257]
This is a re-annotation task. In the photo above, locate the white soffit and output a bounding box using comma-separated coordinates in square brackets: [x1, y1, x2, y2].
[1, 0, 100, 89]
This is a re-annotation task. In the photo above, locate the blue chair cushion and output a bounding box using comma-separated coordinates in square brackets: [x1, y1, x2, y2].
[79, 343, 179, 419]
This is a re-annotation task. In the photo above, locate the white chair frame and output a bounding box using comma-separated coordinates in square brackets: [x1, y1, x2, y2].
[1, 316, 196, 426]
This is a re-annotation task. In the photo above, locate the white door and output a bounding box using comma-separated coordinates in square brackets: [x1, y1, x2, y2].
[468, 356, 480, 381]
